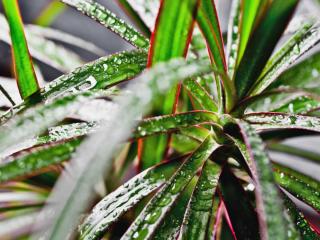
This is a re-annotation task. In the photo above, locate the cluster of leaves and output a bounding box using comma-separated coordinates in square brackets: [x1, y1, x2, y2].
[0, 0, 319, 239]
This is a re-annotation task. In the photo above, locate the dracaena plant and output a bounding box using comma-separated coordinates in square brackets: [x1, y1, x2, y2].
[0, 0, 319, 239]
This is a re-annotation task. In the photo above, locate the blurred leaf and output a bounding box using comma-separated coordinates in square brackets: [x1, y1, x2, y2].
[244, 112, 320, 133]
[122, 135, 219, 239]
[269, 143, 320, 164]
[2, 0, 39, 99]
[180, 160, 221, 240]
[235, 121, 288, 239]
[0, 14, 85, 72]
[0, 91, 105, 153]
[250, 22, 320, 95]
[235, 0, 298, 98]
[34, 0, 66, 27]
[274, 163, 320, 212]
[269, 51, 320, 90]
[220, 167, 260, 240]
[79, 159, 182, 240]
[26, 24, 105, 56]
[61, 0, 149, 50]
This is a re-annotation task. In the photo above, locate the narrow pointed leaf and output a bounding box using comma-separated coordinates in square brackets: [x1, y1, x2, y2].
[235, 0, 298, 98]
[250, 22, 320, 95]
[274, 163, 320, 212]
[61, 0, 149, 50]
[140, 0, 200, 169]
[34, 57, 213, 240]
[1, 50, 147, 123]
[150, 178, 197, 240]
[79, 159, 182, 240]
[244, 112, 320, 133]
[237, 0, 269, 65]
[34, 0, 66, 27]
[184, 78, 218, 111]
[220, 167, 260, 240]
[2, 0, 39, 99]
[134, 111, 218, 139]
[272, 95, 320, 114]
[0, 139, 81, 183]
[180, 160, 221, 240]
[235, 121, 288, 240]
[122, 135, 220, 239]
[282, 193, 320, 239]
[0, 14, 84, 72]
[269, 51, 320, 90]
[197, 0, 226, 72]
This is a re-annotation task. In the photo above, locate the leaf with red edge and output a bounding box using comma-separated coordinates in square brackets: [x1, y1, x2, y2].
[139, 0, 200, 169]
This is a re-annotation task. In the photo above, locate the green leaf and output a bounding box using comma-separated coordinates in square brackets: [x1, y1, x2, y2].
[152, 177, 197, 240]
[235, 121, 288, 239]
[273, 163, 320, 212]
[1, 50, 147, 123]
[79, 159, 182, 240]
[61, 0, 149, 50]
[0, 139, 81, 183]
[134, 111, 218, 139]
[235, 0, 298, 98]
[139, 0, 199, 169]
[268, 51, 320, 90]
[269, 143, 320, 164]
[2, 0, 39, 99]
[184, 78, 218, 111]
[122, 135, 220, 239]
[34, 0, 66, 27]
[282, 193, 319, 239]
[237, 0, 269, 65]
[197, 0, 226, 72]
[244, 112, 320, 133]
[35, 57, 213, 240]
[220, 166, 260, 240]
[250, 22, 320, 96]
[180, 160, 221, 240]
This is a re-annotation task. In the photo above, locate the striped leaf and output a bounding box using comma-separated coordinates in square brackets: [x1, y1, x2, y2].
[180, 160, 221, 240]
[122, 135, 219, 239]
[79, 159, 182, 240]
[235, 0, 299, 98]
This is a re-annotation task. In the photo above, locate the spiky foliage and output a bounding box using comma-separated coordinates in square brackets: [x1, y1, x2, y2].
[0, 0, 319, 239]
